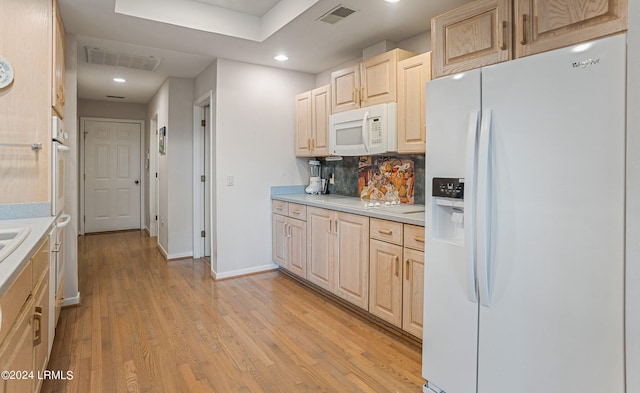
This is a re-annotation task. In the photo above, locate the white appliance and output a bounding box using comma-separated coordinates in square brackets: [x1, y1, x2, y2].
[305, 159, 322, 194]
[329, 102, 397, 156]
[423, 34, 626, 393]
[52, 116, 69, 216]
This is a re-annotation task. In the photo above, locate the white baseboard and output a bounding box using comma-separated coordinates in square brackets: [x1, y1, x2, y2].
[62, 292, 81, 307]
[167, 251, 194, 260]
[211, 263, 279, 280]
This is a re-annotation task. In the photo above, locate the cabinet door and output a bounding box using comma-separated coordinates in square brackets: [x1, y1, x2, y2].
[515, 0, 627, 58]
[397, 53, 431, 154]
[311, 85, 331, 156]
[334, 212, 369, 310]
[272, 213, 288, 268]
[369, 239, 403, 327]
[361, 49, 414, 107]
[307, 208, 333, 291]
[295, 91, 312, 157]
[52, 0, 66, 118]
[402, 248, 424, 338]
[331, 64, 360, 113]
[288, 218, 307, 278]
[0, 300, 34, 393]
[431, 0, 512, 78]
[32, 274, 50, 393]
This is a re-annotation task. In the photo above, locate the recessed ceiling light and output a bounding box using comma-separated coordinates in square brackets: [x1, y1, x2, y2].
[385, 0, 401, 3]
[274, 54, 289, 62]
[113, 78, 126, 83]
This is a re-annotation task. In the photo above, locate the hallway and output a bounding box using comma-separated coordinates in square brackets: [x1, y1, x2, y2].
[43, 231, 422, 393]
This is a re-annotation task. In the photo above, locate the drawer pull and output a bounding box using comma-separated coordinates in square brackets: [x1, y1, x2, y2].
[377, 228, 393, 235]
[405, 259, 411, 280]
[276, 206, 283, 211]
[292, 209, 301, 214]
[413, 236, 425, 243]
[33, 307, 43, 346]
[394, 256, 400, 276]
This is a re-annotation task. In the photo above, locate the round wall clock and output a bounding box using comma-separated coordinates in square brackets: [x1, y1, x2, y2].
[0, 55, 15, 89]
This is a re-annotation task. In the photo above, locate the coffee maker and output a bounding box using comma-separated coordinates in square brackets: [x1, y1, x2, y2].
[305, 160, 322, 194]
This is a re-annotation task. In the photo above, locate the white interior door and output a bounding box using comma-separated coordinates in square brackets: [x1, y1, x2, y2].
[84, 120, 142, 233]
[203, 105, 211, 257]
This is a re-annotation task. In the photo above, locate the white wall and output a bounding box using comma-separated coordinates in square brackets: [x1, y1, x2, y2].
[194, 61, 217, 101]
[166, 78, 194, 256]
[627, 3, 640, 390]
[77, 99, 147, 120]
[146, 78, 194, 258]
[63, 33, 80, 305]
[213, 59, 313, 277]
[147, 82, 169, 252]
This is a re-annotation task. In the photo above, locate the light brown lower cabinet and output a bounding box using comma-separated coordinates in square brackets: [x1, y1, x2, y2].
[307, 207, 370, 310]
[369, 239, 404, 326]
[272, 201, 307, 279]
[402, 247, 424, 338]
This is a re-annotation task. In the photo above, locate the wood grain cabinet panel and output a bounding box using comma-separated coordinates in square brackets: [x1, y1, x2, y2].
[330, 64, 361, 113]
[272, 212, 288, 268]
[397, 52, 431, 154]
[431, 0, 512, 78]
[307, 207, 334, 291]
[333, 212, 369, 310]
[369, 239, 404, 327]
[295, 85, 331, 157]
[0, 298, 34, 393]
[52, 0, 66, 118]
[402, 247, 424, 338]
[294, 91, 312, 157]
[272, 202, 307, 278]
[515, 0, 627, 57]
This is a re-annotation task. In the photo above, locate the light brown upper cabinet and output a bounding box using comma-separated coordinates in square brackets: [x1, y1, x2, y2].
[52, 0, 66, 118]
[431, 0, 512, 79]
[431, 0, 627, 78]
[331, 49, 416, 113]
[397, 52, 431, 154]
[514, 0, 627, 58]
[295, 84, 330, 157]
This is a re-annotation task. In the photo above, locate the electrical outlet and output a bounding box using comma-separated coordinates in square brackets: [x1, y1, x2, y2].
[227, 176, 234, 186]
[329, 173, 335, 185]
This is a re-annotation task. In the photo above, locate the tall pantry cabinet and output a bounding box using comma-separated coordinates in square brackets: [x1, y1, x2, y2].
[0, 0, 60, 204]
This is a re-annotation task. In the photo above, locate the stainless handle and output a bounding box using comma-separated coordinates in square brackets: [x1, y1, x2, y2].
[282, 222, 287, 236]
[287, 224, 292, 238]
[329, 219, 332, 234]
[335, 219, 339, 236]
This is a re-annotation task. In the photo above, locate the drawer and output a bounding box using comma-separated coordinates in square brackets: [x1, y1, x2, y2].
[287, 203, 307, 221]
[32, 237, 50, 286]
[370, 219, 403, 246]
[0, 259, 32, 345]
[404, 224, 425, 251]
[272, 200, 288, 216]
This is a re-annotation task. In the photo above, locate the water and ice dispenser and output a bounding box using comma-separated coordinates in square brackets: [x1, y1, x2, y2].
[431, 177, 465, 243]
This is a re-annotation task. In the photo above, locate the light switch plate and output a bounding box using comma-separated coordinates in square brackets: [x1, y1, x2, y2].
[227, 176, 234, 186]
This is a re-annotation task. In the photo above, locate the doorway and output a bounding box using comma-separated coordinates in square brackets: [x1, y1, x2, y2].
[80, 118, 144, 234]
[193, 92, 216, 263]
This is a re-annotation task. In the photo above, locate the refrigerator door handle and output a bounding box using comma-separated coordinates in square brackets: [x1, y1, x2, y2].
[464, 110, 480, 303]
[477, 109, 492, 307]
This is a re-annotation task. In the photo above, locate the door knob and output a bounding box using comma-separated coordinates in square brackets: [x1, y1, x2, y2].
[134, 180, 139, 184]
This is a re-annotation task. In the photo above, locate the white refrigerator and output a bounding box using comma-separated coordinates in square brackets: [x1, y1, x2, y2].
[422, 34, 626, 393]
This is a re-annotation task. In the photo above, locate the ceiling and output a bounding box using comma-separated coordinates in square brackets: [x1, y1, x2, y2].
[59, 0, 467, 104]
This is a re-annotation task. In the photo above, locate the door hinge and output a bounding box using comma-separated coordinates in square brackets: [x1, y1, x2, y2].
[155, 172, 158, 178]
[155, 215, 158, 221]
[201, 119, 206, 127]
[83, 215, 85, 222]
[201, 175, 205, 182]
[201, 230, 206, 238]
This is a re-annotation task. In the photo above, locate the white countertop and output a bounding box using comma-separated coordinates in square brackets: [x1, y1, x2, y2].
[0, 217, 55, 296]
[271, 194, 426, 226]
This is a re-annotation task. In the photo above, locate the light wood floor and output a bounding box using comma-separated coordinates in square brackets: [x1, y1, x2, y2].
[42, 231, 423, 393]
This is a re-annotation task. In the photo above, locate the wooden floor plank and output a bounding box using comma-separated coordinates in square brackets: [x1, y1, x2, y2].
[42, 230, 423, 392]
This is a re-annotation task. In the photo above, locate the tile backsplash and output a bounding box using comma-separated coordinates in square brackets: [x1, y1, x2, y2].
[321, 154, 425, 205]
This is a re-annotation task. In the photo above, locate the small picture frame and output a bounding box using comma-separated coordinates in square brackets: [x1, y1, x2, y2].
[159, 126, 166, 155]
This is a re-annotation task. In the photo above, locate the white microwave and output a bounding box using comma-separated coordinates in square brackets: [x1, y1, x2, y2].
[329, 102, 397, 156]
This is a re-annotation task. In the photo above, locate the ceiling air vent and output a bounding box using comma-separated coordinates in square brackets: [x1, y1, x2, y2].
[317, 5, 356, 24]
[86, 47, 162, 72]
[106, 95, 125, 99]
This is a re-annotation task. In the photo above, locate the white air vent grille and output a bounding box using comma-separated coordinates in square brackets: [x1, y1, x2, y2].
[86, 47, 162, 71]
[317, 5, 356, 24]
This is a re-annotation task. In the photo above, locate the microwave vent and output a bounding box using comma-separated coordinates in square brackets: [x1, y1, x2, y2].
[317, 5, 356, 24]
[86, 47, 162, 72]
